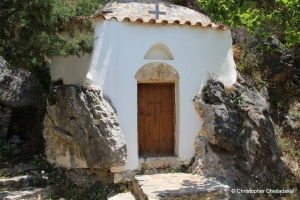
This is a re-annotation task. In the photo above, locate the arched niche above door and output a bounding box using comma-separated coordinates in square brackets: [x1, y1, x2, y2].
[144, 43, 174, 60]
[135, 62, 179, 82]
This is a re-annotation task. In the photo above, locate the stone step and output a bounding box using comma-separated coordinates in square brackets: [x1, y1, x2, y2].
[0, 175, 38, 191]
[0, 186, 52, 200]
[132, 173, 230, 200]
[107, 192, 138, 200]
[0, 163, 39, 177]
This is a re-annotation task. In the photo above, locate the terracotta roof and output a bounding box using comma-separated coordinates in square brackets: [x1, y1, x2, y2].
[92, 0, 227, 30]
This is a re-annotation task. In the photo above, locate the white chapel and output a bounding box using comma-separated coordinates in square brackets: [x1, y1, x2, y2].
[48, 0, 237, 171]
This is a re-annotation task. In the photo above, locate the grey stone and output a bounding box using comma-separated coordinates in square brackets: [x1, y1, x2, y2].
[281, 114, 298, 134]
[202, 81, 228, 104]
[114, 170, 137, 183]
[133, 173, 230, 200]
[65, 168, 114, 187]
[259, 86, 269, 101]
[0, 186, 53, 200]
[192, 74, 283, 199]
[0, 56, 45, 144]
[107, 192, 138, 200]
[0, 175, 39, 191]
[0, 56, 45, 109]
[0, 163, 39, 177]
[43, 85, 127, 168]
[139, 157, 188, 171]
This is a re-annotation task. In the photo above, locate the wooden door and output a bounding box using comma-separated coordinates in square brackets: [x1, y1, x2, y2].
[138, 83, 175, 157]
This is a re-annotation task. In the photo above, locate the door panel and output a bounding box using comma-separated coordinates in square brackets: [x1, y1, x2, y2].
[138, 83, 175, 157]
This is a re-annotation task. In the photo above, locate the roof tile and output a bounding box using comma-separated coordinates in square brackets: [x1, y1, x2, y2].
[92, 0, 227, 30]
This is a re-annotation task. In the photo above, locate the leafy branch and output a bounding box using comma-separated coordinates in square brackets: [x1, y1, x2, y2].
[198, 0, 300, 48]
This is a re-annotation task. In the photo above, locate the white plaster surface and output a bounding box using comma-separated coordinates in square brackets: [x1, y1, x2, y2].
[47, 19, 237, 171]
[144, 43, 174, 60]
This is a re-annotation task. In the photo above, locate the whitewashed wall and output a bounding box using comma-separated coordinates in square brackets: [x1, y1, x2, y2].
[48, 19, 236, 170]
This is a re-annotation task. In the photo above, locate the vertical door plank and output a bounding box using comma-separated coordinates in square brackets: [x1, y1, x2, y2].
[138, 83, 175, 157]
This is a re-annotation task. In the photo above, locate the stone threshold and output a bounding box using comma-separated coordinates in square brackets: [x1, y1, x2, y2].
[133, 173, 230, 200]
[107, 192, 138, 200]
[139, 157, 190, 171]
[113, 157, 191, 183]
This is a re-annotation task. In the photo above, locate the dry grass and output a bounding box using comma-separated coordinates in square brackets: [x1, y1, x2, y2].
[288, 102, 300, 128]
[275, 125, 300, 199]
[232, 45, 241, 62]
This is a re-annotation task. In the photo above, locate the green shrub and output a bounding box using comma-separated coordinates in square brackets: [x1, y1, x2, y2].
[0, 139, 15, 162]
[0, 170, 11, 177]
[29, 154, 54, 171]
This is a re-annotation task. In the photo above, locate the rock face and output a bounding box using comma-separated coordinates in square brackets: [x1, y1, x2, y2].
[192, 74, 283, 199]
[0, 56, 45, 145]
[43, 85, 127, 168]
[0, 56, 44, 109]
[280, 114, 299, 134]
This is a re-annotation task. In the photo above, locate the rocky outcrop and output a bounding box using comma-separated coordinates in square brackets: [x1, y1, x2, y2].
[192, 74, 283, 199]
[0, 56, 45, 149]
[43, 85, 127, 168]
[0, 56, 44, 109]
[280, 114, 299, 134]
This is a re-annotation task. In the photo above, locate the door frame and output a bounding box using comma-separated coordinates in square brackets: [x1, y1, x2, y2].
[137, 81, 177, 158]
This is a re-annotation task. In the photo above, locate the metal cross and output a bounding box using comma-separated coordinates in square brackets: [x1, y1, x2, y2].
[148, 4, 166, 19]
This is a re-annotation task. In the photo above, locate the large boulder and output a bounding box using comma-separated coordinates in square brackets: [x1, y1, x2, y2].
[192, 74, 283, 199]
[43, 85, 127, 168]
